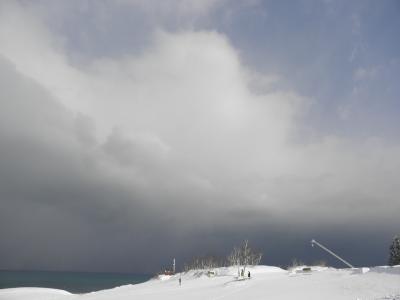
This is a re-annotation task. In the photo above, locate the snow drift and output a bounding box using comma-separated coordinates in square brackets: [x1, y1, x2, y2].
[1, 265, 399, 300]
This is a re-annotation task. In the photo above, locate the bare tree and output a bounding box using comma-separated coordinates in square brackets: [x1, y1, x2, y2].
[250, 252, 263, 266]
[228, 246, 241, 277]
[182, 240, 263, 274]
[240, 240, 251, 274]
[228, 240, 263, 277]
[184, 255, 226, 271]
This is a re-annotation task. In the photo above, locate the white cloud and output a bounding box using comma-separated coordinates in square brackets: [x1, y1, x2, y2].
[353, 67, 378, 81]
[118, 0, 226, 17]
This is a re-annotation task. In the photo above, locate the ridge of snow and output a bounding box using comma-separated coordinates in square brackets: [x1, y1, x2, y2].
[1, 265, 399, 300]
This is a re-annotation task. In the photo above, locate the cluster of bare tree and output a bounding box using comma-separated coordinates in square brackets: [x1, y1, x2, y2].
[227, 240, 262, 275]
[184, 240, 263, 272]
[183, 255, 227, 272]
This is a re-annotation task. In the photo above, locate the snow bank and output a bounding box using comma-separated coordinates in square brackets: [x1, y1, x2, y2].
[1, 265, 399, 300]
[348, 265, 400, 275]
[0, 287, 71, 300]
[157, 274, 173, 281]
[245, 265, 287, 274]
[369, 265, 400, 275]
[179, 265, 286, 278]
[288, 265, 332, 275]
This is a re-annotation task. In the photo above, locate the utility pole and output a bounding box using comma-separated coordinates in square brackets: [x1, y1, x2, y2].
[173, 258, 176, 274]
[311, 239, 354, 268]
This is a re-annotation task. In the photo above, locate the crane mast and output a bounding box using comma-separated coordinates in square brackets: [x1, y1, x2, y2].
[311, 239, 354, 268]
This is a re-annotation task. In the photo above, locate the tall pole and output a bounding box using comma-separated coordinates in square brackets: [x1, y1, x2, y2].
[311, 239, 354, 268]
[173, 258, 176, 274]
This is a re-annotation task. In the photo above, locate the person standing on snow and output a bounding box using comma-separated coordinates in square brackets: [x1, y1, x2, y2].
[248, 271, 251, 279]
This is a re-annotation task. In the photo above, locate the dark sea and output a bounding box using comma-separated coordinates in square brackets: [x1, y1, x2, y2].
[0, 270, 152, 294]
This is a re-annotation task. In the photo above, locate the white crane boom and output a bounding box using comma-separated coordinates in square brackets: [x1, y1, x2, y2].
[311, 239, 354, 268]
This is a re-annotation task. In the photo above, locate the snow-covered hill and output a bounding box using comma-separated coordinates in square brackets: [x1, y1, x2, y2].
[1, 265, 399, 300]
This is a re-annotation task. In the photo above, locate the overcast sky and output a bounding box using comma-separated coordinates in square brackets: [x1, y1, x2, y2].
[0, 0, 399, 273]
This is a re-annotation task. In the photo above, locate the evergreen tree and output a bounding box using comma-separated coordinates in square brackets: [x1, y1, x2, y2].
[388, 235, 400, 266]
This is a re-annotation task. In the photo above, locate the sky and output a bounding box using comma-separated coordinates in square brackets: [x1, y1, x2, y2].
[0, 0, 399, 274]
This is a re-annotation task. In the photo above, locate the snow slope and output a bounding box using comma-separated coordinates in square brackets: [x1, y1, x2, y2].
[0, 287, 71, 300]
[1, 265, 399, 300]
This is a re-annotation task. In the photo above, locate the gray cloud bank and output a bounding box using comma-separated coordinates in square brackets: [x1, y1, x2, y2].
[0, 1, 399, 273]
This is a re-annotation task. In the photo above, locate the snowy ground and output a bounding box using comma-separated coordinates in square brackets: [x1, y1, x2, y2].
[1, 265, 399, 300]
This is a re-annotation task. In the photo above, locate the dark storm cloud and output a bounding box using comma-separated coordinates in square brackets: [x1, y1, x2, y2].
[0, 56, 203, 272]
[0, 55, 242, 272]
[0, 1, 400, 274]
